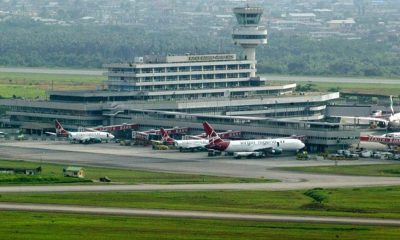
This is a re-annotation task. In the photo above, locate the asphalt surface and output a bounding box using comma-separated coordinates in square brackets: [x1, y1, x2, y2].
[1, 202, 399, 226]
[1, 179, 400, 193]
[1, 141, 400, 191]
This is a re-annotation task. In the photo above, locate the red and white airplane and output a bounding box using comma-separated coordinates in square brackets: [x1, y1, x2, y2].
[360, 132, 400, 147]
[202, 122, 305, 158]
[160, 128, 208, 151]
[47, 120, 115, 144]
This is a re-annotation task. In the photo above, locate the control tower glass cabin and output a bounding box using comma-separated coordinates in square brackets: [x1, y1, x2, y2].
[232, 7, 268, 77]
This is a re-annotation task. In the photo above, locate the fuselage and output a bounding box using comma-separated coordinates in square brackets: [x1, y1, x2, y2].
[360, 134, 400, 146]
[69, 131, 114, 142]
[209, 138, 305, 153]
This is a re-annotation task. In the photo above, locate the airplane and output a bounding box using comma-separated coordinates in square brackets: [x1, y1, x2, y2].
[159, 128, 208, 152]
[46, 120, 115, 144]
[360, 132, 400, 147]
[202, 122, 305, 158]
[335, 96, 400, 130]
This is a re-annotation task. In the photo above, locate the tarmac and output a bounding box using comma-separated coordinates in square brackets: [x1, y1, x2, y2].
[0, 141, 400, 191]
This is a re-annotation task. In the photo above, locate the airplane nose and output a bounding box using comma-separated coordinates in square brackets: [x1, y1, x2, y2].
[299, 142, 305, 149]
[110, 134, 115, 139]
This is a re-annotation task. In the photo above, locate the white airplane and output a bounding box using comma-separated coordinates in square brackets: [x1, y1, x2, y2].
[46, 120, 114, 144]
[335, 96, 400, 129]
[159, 128, 208, 151]
[202, 122, 305, 158]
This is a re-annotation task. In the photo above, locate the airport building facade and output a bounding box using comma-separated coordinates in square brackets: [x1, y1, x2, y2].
[0, 6, 359, 151]
[112, 109, 359, 152]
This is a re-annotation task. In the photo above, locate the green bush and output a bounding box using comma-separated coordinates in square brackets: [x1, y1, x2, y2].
[304, 188, 328, 203]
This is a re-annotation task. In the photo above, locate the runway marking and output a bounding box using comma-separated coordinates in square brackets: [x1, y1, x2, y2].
[1, 202, 399, 226]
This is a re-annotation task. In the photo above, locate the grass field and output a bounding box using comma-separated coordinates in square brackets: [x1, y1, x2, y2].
[283, 164, 400, 177]
[0, 72, 103, 99]
[2, 186, 400, 219]
[0, 211, 399, 240]
[311, 82, 400, 96]
[0, 159, 272, 185]
[1, 71, 400, 99]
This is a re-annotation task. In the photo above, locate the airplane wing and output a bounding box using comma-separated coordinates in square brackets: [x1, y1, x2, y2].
[79, 136, 92, 143]
[83, 127, 99, 132]
[249, 145, 283, 154]
[250, 146, 273, 152]
[187, 136, 203, 140]
[45, 132, 57, 136]
[186, 144, 207, 149]
[78, 136, 102, 144]
[332, 116, 389, 125]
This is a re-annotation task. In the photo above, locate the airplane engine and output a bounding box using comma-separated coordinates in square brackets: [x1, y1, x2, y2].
[270, 148, 283, 155]
[377, 121, 387, 128]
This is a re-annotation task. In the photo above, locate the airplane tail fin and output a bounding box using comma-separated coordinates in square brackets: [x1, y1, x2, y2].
[202, 122, 223, 144]
[55, 120, 68, 135]
[160, 128, 175, 145]
[390, 95, 394, 115]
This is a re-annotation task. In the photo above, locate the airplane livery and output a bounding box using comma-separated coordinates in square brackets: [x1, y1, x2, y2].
[203, 122, 305, 158]
[51, 120, 115, 144]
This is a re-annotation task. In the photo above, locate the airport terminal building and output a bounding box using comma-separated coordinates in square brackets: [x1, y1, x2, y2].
[0, 6, 359, 151]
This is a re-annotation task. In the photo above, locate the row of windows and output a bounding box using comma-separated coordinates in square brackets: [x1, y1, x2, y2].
[111, 73, 251, 83]
[110, 64, 251, 74]
[10, 106, 100, 116]
[235, 13, 262, 25]
[232, 34, 267, 39]
[11, 116, 100, 128]
[116, 81, 252, 92]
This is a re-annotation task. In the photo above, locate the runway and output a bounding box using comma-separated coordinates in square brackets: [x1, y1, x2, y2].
[1, 178, 400, 192]
[1, 141, 400, 191]
[1, 202, 400, 226]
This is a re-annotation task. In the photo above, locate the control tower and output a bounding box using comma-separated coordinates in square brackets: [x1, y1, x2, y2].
[232, 6, 268, 77]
